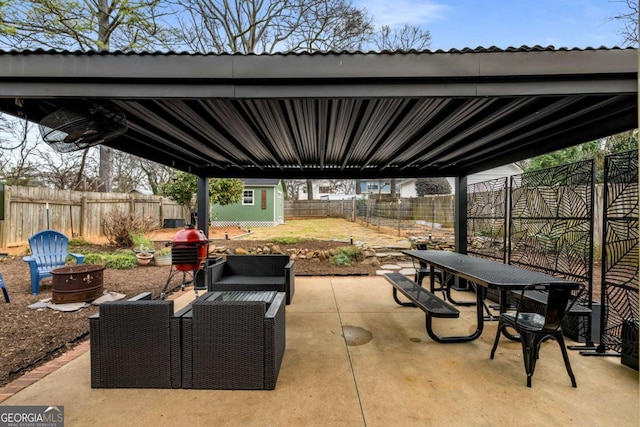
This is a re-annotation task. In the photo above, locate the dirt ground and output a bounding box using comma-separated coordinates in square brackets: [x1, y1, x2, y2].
[0, 224, 392, 386]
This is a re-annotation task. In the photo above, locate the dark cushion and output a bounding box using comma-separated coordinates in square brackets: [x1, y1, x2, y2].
[214, 275, 285, 285]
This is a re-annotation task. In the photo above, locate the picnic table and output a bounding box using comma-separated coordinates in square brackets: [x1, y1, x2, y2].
[386, 250, 580, 343]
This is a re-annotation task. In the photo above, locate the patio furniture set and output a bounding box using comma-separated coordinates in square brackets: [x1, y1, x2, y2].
[10, 230, 602, 389]
[90, 255, 294, 390]
[387, 250, 586, 388]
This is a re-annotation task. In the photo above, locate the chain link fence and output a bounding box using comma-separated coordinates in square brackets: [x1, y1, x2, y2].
[285, 196, 455, 239]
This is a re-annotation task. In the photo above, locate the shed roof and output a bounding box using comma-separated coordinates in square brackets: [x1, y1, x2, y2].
[0, 46, 636, 179]
[242, 178, 281, 187]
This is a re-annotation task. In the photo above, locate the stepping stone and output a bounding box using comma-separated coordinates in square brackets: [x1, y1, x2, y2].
[376, 269, 395, 276]
[380, 264, 401, 270]
[399, 268, 415, 275]
[397, 262, 414, 268]
[375, 252, 405, 258]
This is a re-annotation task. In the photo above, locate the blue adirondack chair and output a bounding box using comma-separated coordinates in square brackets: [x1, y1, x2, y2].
[23, 230, 85, 295]
[0, 272, 9, 303]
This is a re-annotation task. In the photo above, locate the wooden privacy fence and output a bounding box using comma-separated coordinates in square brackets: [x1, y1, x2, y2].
[0, 185, 185, 247]
[285, 196, 456, 232]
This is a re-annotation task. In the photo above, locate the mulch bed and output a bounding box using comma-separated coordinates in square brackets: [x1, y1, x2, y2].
[0, 238, 381, 386]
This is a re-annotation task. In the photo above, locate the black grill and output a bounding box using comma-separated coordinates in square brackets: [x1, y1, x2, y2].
[171, 246, 199, 265]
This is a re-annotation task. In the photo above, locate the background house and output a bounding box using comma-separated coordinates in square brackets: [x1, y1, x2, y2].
[358, 180, 399, 197]
[298, 179, 359, 200]
[211, 179, 284, 227]
[399, 164, 523, 197]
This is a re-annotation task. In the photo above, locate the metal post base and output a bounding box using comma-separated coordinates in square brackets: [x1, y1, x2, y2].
[567, 341, 598, 351]
[579, 351, 621, 357]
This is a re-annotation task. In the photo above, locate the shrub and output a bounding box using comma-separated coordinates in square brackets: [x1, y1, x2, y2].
[329, 246, 363, 266]
[331, 253, 352, 266]
[105, 254, 138, 269]
[83, 253, 106, 265]
[68, 237, 91, 250]
[102, 208, 156, 247]
[154, 246, 172, 257]
[415, 177, 452, 195]
[84, 252, 137, 269]
[130, 233, 154, 249]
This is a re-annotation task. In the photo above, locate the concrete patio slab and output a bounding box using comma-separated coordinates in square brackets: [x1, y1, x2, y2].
[1, 276, 638, 426]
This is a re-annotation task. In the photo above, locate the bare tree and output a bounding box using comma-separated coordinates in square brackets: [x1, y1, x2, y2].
[176, 0, 374, 53]
[612, 0, 639, 47]
[109, 151, 174, 193]
[284, 179, 306, 200]
[0, 1, 176, 51]
[324, 178, 355, 194]
[0, 144, 41, 186]
[0, 118, 41, 185]
[373, 24, 431, 51]
[0, 1, 178, 191]
[138, 159, 174, 195]
[33, 148, 99, 190]
[111, 150, 148, 193]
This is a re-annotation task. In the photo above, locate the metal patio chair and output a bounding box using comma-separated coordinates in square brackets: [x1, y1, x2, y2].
[490, 283, 585, 387]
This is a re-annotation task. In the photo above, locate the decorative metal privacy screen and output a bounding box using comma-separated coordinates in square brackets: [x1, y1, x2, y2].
[600, 150, 639, 354]
[509, 160, 595, 342]
[466, 177, 508, 262]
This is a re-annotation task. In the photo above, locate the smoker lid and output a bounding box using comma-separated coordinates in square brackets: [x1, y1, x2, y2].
[171, 225, 208, 244]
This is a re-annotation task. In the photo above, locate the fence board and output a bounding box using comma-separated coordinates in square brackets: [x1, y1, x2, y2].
[285, 196, 456, 231]
[0, 185, 185, 246]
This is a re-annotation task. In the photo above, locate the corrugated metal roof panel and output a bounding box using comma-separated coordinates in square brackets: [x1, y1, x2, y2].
[0, 48, 636, 180]
[0, 45, 633, 56]
[242, 179, 281, 186]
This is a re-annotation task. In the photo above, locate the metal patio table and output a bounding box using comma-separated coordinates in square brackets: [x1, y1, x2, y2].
[402, 250, 580, 343]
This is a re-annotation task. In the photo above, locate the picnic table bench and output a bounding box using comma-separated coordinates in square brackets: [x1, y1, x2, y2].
[384, 272, 464, 343]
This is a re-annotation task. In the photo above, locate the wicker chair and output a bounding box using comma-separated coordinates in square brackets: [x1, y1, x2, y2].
[181, 291, 286, 390]
[89, 292, 181, 388]
[207, 254, 295, 304]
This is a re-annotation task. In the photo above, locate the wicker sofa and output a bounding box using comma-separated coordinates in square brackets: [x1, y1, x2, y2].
[90, 290, 286, 390]
[207, 254, 295, 304]
[180, 291, 286, 390]
[89, 292, 181, 388]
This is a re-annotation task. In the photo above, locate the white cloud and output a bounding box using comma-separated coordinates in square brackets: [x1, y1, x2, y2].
[355, 0, 449, 28]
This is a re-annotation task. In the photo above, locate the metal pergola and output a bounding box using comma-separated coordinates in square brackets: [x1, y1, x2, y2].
[0, 46, 637, 243]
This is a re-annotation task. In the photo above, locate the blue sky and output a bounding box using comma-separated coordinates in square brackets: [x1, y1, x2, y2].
[355, 0, 631, 49]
